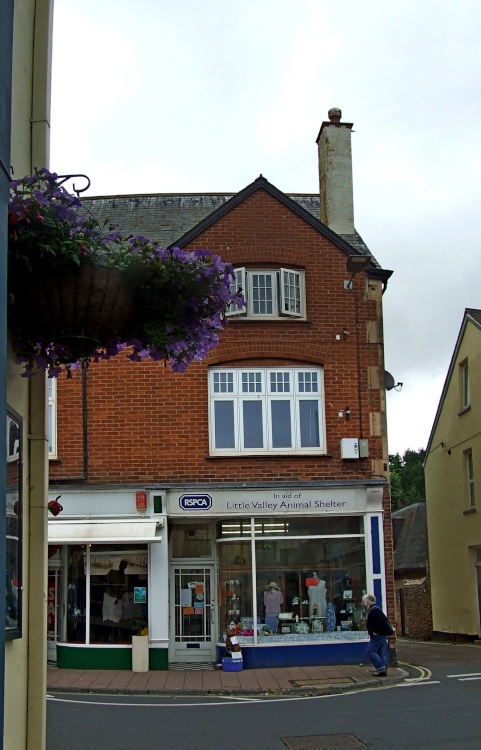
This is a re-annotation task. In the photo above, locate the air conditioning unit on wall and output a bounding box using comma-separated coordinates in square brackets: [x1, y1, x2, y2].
[340, 438, 359, 459]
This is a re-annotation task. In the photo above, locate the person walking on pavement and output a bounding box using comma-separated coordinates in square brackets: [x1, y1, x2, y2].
[362, 593, 394, 676]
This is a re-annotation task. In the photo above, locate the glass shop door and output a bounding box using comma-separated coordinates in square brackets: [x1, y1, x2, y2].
[169, 566, 215, 664]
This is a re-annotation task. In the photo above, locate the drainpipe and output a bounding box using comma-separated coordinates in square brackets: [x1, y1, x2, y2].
[0, 3, 14, 746]
[28, 5, 54, 750]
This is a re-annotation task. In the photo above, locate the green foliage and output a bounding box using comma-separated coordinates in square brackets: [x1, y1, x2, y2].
[389, 448, 426, 511]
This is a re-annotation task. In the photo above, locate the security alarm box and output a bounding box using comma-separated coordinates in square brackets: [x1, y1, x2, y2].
[340, 438, 359, 459]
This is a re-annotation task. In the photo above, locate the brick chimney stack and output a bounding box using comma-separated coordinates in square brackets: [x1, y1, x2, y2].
[316, 107, 355, 235]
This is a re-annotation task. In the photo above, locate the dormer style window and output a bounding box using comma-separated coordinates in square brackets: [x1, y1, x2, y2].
[227, 268, 305, 318]
[209, 367, 325, 455]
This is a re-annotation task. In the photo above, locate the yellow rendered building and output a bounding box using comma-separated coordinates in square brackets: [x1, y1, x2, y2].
[425, 308, 481, 639]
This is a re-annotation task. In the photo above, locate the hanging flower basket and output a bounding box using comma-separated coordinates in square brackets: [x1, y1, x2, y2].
[9, 264, 134, 356]
[7, 168, 245, 376]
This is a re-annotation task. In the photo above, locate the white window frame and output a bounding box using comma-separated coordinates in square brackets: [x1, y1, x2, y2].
[209, 367, 325, 455]
[465, 449, 475, 508]
[461, 360, 470, 410]
[226, 267, 305, 319]
[48, 377, 57, 458]
[6, 415, 20, 462]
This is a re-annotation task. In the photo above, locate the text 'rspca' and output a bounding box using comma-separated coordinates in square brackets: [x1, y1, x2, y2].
[179, 494, 212, 510]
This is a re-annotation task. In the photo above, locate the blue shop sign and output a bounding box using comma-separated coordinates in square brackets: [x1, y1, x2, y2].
[179, 494, 212, 511]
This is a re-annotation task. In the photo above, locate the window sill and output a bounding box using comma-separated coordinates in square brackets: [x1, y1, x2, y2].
[463, 506, 476, 515]
[458, 405, 471, 416]
[227, 317, 311, 324]
[207, 453, 333, 460]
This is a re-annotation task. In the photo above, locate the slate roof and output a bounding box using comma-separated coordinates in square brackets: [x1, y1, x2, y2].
[82, 176, 386, 273]
[465, 308, 481, 327]
[392, 502, 428, 574]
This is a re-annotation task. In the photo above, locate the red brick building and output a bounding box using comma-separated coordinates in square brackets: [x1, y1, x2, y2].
[47, 109, 394, 670]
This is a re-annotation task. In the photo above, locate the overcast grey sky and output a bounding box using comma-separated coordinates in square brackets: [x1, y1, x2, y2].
[50, 1, 481, 456]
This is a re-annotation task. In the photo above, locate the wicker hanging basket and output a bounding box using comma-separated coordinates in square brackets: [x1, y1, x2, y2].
[9, 264, 134, 355]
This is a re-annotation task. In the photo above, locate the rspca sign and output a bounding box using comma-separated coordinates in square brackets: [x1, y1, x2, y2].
[179, 494, 212, 511]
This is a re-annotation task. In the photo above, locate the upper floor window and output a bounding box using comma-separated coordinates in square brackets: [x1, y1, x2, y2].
[7, 415, 20, 462]
[6, 406, 23, 639]
[227, 268, 305, 319]
[460, 360, 470, 411]
[465, 449, 475, 508]
[209, 367, 325, 455]
[48, 378, 57, 458]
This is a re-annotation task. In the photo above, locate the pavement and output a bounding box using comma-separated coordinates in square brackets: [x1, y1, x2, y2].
[47, 660, 410, 696]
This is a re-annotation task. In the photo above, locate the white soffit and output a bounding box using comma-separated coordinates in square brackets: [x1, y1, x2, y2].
[48, 520, 162, 544]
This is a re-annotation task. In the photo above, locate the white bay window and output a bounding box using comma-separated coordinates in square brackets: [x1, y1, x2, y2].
[209, 367, 325, 454]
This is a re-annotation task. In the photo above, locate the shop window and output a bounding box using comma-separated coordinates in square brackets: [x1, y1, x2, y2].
[209, 367, 325, 454]
[6, 407, 22, 639]
[53, 544, 149, 646]
[217, 519, 367, 639]
[89, 545, 148, 644]
[226, 268, 305, 319]
[65, 546, 87, 643]
[218, 541, 253, 634]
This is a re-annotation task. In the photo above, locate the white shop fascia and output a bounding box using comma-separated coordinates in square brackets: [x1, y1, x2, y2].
[166, 485, 383, 517]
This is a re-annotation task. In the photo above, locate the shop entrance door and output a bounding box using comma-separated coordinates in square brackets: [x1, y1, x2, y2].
[169, 566, 215, 664]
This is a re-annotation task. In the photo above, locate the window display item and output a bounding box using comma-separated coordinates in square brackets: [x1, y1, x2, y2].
[295, 620, 309, 634]
[102, 560, 128, 625]
[265, 614, 279, 634]
[307, 576, 327, 618]
[326, 602, 336, 632]
[264, 582, 283, 615]
[224, 627, 242, 658]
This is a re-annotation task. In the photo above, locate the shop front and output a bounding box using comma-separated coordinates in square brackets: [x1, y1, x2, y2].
[47, 491, 168, 670]
[166, 482, 388, 668]
[47, 483, 388, 670]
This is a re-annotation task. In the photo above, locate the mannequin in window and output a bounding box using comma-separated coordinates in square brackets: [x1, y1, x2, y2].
[307, 572, 327, 618]
[264, 581, 283, 615]
[102, 560, 128, 641]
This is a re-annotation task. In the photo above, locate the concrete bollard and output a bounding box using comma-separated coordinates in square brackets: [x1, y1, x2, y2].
[132, 635, 149, 672]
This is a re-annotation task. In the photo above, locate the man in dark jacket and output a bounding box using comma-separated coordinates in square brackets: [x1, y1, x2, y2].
[362, 593, 394, 676]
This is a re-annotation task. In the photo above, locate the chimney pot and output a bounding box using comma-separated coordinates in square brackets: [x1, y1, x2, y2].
[328, 107, 342, 123]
